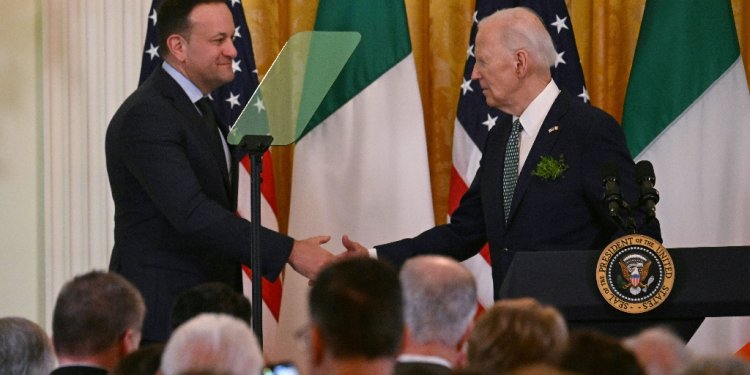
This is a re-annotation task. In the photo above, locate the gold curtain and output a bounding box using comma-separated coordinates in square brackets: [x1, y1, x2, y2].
[245, 0, 750, 230]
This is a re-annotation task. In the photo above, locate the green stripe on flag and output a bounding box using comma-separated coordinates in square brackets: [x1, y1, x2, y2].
[300, 0, 412, 138]
[622, 0, 740, 157]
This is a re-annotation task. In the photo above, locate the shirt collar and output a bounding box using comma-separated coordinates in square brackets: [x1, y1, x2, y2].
[397, 354, 453, 369]
[515, 79, 561, 138]
[162, 61, 204, 103]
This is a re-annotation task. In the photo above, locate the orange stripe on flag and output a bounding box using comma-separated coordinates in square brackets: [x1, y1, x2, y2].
[737, 342, 750, 362]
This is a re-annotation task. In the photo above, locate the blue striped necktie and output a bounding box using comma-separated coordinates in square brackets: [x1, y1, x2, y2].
[503, 119, 522, 224]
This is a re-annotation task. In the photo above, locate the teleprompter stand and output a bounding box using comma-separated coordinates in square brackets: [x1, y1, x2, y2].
[236, 135, 273, 348]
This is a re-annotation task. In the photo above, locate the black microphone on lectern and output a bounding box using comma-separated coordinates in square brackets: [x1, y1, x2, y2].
[601, 162, 623, 218]
[636, 160, 659, 221]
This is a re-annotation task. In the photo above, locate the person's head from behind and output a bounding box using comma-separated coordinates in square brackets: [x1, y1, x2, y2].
[623, 326, 691, 375]
[170, 282, 251, 333]
[0, 317, 55, 375]
[560, 329, 644, 375]
[157, 0, 237, 95]
[471, 7, 557, 115]
[160, 313, 263, 375]
[308, 257, 404, 365]
[467, 297, 568, 373]
[111, 343, 165, 375]
[400, 255, 477, 351]
[52, 270, 145, 367]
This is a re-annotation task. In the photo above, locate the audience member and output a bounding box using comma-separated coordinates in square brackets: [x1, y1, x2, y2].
[169, 282, 251, 332]
[678, 356, 750, 375]
[624, 326, 692, 375]
[510, 364, 578, 375]
[560, 329, 645, 375]
[308, 257, 404, 375]
[465, 297, 568, 373]
[396, 255, 477, 374]
[160, 313, 263, 375]
[51, 270, 145, 374]
[0, 316, 55, 375]
[110, 343, 164, 375]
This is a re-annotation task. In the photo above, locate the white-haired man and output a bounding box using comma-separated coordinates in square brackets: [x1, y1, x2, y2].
[160, 313, 264, 375]
[396, 255, 477, 375]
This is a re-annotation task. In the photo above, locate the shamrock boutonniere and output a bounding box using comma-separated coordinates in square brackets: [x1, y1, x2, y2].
[532, 154, 568, 181]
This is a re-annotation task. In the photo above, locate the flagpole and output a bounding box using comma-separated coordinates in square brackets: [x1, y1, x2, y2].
[239, 134, 274, 348]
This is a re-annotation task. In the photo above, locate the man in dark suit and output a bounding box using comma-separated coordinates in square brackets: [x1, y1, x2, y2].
[395, 256, 477, 375]
[51, 271, 145, 375]
[106, 0, 333, 343]
[308, 257, 404, 375]
[343, 7, 660, 300]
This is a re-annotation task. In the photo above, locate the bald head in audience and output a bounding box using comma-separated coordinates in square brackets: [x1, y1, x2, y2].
[396, 255, 477, 373]
[160, 313, 263, 375]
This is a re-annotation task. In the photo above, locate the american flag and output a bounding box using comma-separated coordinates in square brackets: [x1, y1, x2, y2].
[139, 0, 284, 348]
[450, 0, 588, 309]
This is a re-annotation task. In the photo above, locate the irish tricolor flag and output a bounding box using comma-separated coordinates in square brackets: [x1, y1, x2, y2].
[623, 0, 750, 356]
[288, 0, 434, 253]
[273, 0, 435, 368]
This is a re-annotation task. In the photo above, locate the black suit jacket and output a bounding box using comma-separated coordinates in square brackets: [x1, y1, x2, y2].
[394, 361, 452, 375]
[105, 67, 294, 341]
[50, 365, 108, 375]
[378, 90, 660, 299]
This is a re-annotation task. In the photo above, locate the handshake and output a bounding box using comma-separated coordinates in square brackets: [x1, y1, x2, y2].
[287, 235, 369, 281]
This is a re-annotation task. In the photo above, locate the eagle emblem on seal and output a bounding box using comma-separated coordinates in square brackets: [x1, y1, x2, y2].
[618, 254, 654, 295]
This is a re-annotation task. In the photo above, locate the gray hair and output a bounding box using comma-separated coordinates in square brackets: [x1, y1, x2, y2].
[161, 313, 263, 375]
[479, 7, 558, 69]
[623, 326, 691, 375]
[0, 317, 56, 375]
[400, 255, 477, 347]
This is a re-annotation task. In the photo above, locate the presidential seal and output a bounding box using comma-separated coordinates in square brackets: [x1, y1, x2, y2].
[596, 234, 675, 314]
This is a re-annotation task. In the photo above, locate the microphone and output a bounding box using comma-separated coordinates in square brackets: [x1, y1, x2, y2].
[601, 162, 623, 218]
[636, 160, 659, 220]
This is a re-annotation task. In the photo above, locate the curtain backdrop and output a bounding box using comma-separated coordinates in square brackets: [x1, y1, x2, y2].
[245, 0, 750, 230]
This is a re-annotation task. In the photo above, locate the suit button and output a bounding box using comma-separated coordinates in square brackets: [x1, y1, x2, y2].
[502, 247, 509, 252]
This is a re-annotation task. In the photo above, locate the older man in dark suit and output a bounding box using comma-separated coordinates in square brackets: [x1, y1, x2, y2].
[106, 0, 333, 343]
[343, 7, 660, 300]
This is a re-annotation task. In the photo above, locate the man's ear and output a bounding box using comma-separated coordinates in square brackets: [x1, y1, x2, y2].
[119, 328, 141, 356]
[515, 49, 530, 78]
[166, 34, 187, 63]
[311, 325, 325, 365]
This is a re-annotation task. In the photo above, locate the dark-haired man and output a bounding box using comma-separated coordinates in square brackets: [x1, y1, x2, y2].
[51, 271, 145, 374]
[106, 0, 334, 342]
[169, 282, 251, 332]
[308, 257, 405, 375]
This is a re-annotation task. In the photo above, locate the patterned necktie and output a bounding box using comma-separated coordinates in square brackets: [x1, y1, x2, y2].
[195, 97, 226, 171]
[503, 119, 522, 224]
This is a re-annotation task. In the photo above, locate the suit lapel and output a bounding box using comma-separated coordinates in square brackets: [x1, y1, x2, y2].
[154, 68, 232, 195]
[507, 91, 571, 223]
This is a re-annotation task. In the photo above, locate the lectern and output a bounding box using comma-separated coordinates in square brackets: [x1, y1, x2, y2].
[498, 246, 750, 340]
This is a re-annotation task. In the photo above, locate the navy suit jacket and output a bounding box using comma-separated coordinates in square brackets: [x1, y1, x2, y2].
[50, 366, 108, 375]
[378, 91, 660, 299]
[105, 67, 293, 341]
[394, 361, 452, 375]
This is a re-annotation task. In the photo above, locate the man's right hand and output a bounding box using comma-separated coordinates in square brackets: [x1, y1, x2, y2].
[288, 236, 334, 281]
[341, 235, 370, 257]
